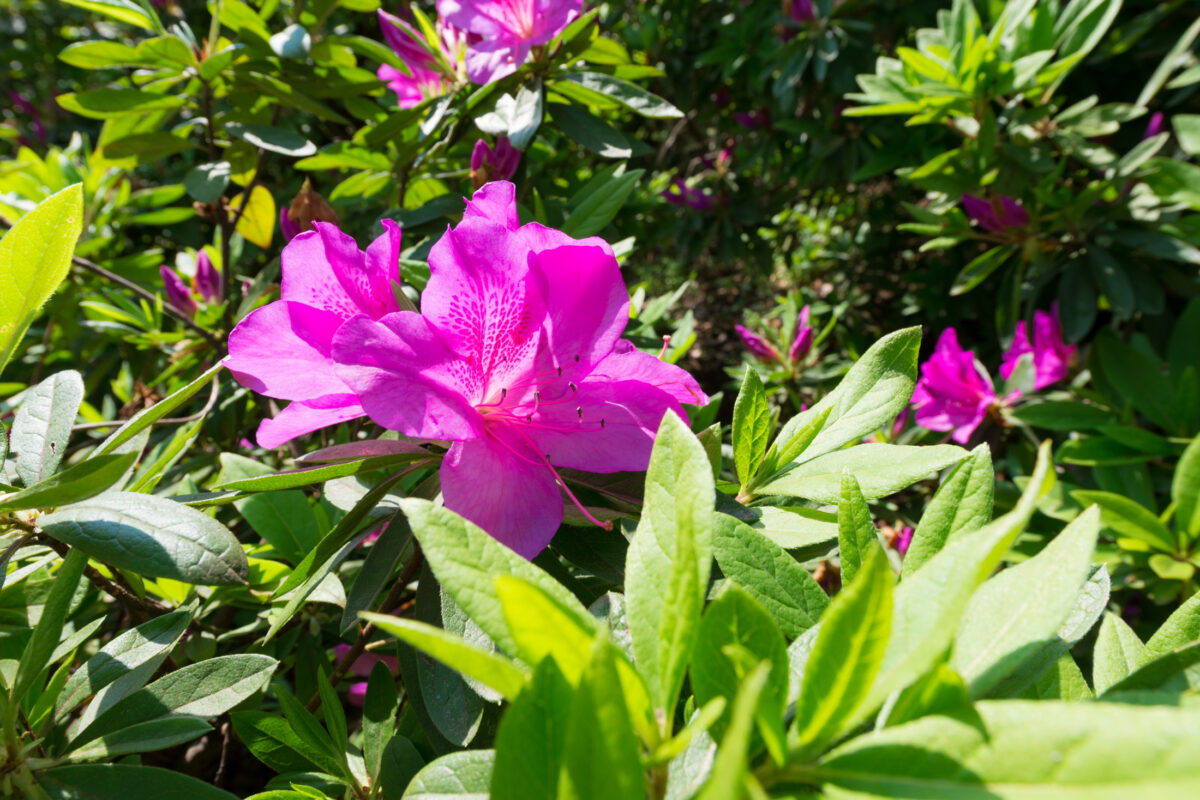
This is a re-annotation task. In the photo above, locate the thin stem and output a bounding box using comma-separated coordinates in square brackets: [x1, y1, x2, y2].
[71, 373, 221, 432]
[71, 256, 223, 351]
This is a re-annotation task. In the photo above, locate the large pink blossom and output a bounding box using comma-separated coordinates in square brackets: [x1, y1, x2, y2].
[225, 221, 404, 448]
[377, 10, 456, 108]
[910, 328, 998, 445]
[437, 0, 582, 84]
[327, 182, 707, 557]
[1000, 303, 1076, 391]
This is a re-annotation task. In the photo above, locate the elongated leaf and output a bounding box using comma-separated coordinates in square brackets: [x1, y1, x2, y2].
[0, 186, 84, 375]
[951, 507, 1101, 696]
[404, 498, 595, 656]
[1173, 434, 1200, 538]
[1147, 591, 1200, 656]
[626, 412, 715, 714]
[1070, 490, 1175, 551]
[759, 444, 967, 504]
[342, 513, 412, 632]
[58, 89, 185, 118]
[40, 492, 248, 585]
[733, 369, 772, 486]
[0, 452, 136, 512]
[793, 548, 893, 755]
[1102, 641, 1200, 696]
[558, 72, 682, 118]
[364, 613, 527, 700]
[231, 711, 338, 775]
[711, 514, 829, 638]
[12, 549, 87, 702]
[70, 654, 277, 748]
[903, 443, 994, 576]
[40, 764, 238, 800]
[812, 701, 1200, 798]
[695, 661, 770, 800]
[95, 363, 222, 456]
[837, 472, 879, 586]
[363, 661, 399, 783]
[491, 658, 574, 800]
[55, 609, 190, 719]
[558, 640, 646, 800]
[1092, 612, 1149, 695]
[495, 576, 594, 683]
[68, 716, 212, 760]
[214, 451, 428, 492]
[11, 370, 85, 486]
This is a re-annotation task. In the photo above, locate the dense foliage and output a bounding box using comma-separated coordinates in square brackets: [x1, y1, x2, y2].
[2, 0, 1200, 797]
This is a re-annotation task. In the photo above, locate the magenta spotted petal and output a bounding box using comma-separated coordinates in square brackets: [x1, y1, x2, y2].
[437, 0, 582, 83]
[225, 222, 404, 448]
[910, 328, 997, 445]
[332, 180, 709, 558]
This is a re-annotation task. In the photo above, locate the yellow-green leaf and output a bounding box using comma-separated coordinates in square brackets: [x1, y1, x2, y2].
[230, 185, 276, 249]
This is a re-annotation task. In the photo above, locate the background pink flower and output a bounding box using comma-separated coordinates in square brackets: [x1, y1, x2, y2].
[437, 0, 582, 83]
[962, 193, 1030, 233]
[1000, 303, 1076, 391]
[471, 137, 520, 187]
[377, 10, 453, 107]
[910, 328, 998, 444]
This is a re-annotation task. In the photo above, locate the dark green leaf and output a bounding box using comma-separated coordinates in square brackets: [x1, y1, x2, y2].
[11, 370, 84, 486]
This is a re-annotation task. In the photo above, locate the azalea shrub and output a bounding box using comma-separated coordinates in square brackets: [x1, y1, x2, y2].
[4, 0, 1200, 798]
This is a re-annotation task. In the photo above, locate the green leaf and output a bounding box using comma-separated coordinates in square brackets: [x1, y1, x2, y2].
[98, 132, 195, 163]
[362, 661, 399, 783]
[1173, 114, 1200, 156]
[70, 654, 277, 749]
[1095, 329, 1177, 432]
[235, 490, 321, 566]
[0, 452, 136, 512]
[951, 245, 1012, 295]
[1102, 641, 1200, 696]
[1147, 591, 1200, 656]
[214, 451, 429, 493]
[1070, 490, 1175, 551]
[711, 514, 829, 638]
[883, 661, 972, 727]
[11, 548, 86, 704]
[364, 613, 527, 701]
[1092, 612, 1150, 695]
[379, 736, 425, 799]
[695, 661, 771, 800]
[903, 443, 994, 577]
[837, 472, 880, 586]
[273, 685, 346, 778]
[55, 610, 190, 719]
[1173, 434, 1200, 538]
[757, 443, 967, 504]
[403, 750, 495, 799]
[10, 370, 85, 486]
[548, 102, 634, 158]
[94, 362, 222, 456]
[561, 168, 644, 238]
[403, 498, 595, 656]
[231, 711, 339, 775]
[1010, 401, 1114, 430]
[184, 162, 231, 204]
[40, 764, 238, 800]
[225, 122, 317, 157]
[67, 716, 212, 760]
[40, 492, 249, 585]
[793, 548, 893, 755]
[57, 89, 185, 119]
[626, 412, 715, 715]
[690, 585, 788, 761]
[495, 575, 594, 683]
[491, 657, 574, 800]
[769, 327, 920, 467]
[59, 0, 158, 29]
[558, 639, 646, 800]
[733, 369, 772, 486]
[862, 442, 1056, 717]
[951, 507, 1101, 696]
[342, 513, 412, 632]
[811, 701, 1200, 797]
[557, 72, 683, 118]
[58, 40, 145, 68]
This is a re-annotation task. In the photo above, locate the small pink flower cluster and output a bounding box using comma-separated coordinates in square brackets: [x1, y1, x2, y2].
[160, 251, 222, 317]
[735, 306, 815, 368]
[911, 304, 1076, 443]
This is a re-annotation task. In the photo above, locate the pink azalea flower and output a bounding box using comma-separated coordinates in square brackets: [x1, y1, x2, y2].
[1000, 303, 1076, 391]
[225, 220, 405, 449]
[195, 250, 222, 303]
[662, 178, 715, 211]
[895, 526, 914, 555]
[734, 108, 770, 130]
[962, 193, 1030, 233]
[470, 137, 521, 186]
[437, 0, 582, 84]
[789, 305, 814, 363]
[334, 643, 400, 708]
[329, 182, 708, 557]
[735, 324, 781, 364]
[377, 10, 454, 108]
[910, 328, 998, 445]
[788, 0, 815, 22]
[160, 266, 198, 317]
[279, 207, 302, 243]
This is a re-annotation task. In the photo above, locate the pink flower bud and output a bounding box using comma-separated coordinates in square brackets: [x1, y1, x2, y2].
[160, 266, 198, 317]
[195, 250, 222, 303]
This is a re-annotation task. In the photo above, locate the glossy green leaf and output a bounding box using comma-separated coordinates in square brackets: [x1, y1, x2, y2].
[403, 750, 495, 799]
[758, 443, 967, 504]
[837, 472, 880, 586]
[57, 89, 185, 118]
[904, 443, 994, 576]
[231, 710, 340, 775]
[67, 716, 212, 760]
[363, 661, 399, 783]
[10, 370, 85, 486]
[1070, 490, 1175, 551]
[0, 452, 136, 512]
[558, 72, 683, 118]
[626, 412, 714, 715]
[59, 0, 158, 29]
[1092, 612, 1150, 695]
[40, 764, 238, 800]
[491, 657, 574, 800]
[11, 548, 86, 704]
[40, 492, 249, 585]
[733, 368, 772, 486]
[1173, 434, 1200, 537]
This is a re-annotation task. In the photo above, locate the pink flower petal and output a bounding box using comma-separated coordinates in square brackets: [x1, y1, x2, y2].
[257, 394, 365, 449]
[226, 301, 348, 401]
